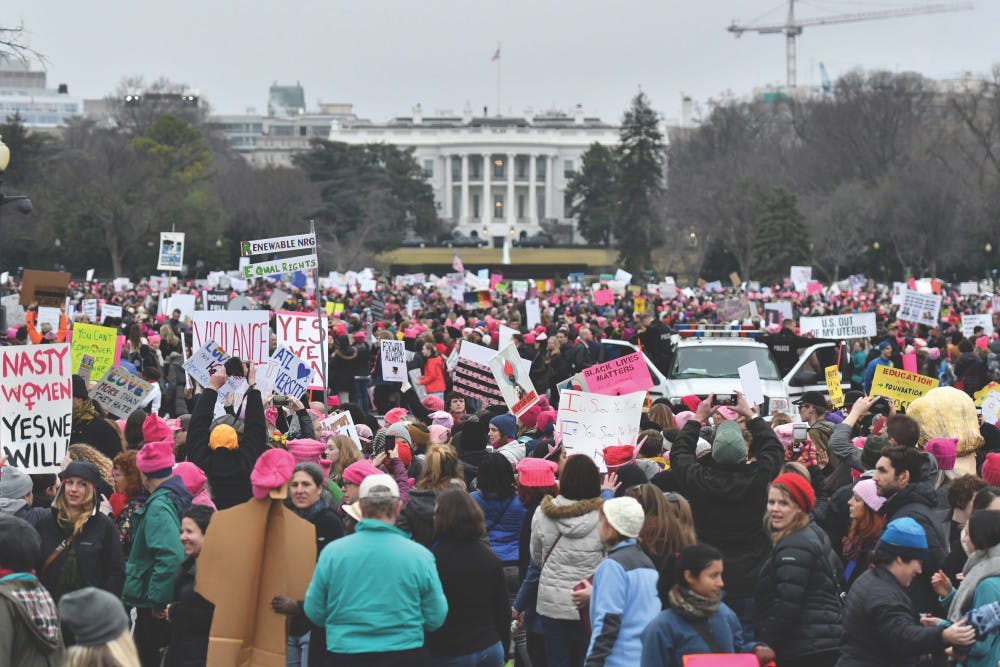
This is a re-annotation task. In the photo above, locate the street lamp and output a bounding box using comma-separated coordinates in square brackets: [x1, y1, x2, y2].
[0, 133, 33, 278]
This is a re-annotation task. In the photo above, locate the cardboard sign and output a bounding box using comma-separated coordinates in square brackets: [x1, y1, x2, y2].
[897, 290, 942, 327]
[90, 365, 153, 419]
[799, 313, 877, 339]
[380, 339, 407, 382]
[241, 253, 318, 279]
[0, 343, 72, 473]
[191, 311, 270, 367]
[100, 303, 123, 322]
[555, 389, 645, 467]
[70, 323, 122, 382]
[738, 361, 765, 407]
[870, 365, 939, 410]
[488, 343, 539, 417]
[582, 351, 654, 396]
[824, 365, 844, 409]
[268, 345, 313, 399]
[962, 314, 994, 338]
[156, 232, 185, 271]
[276, 311, 328, 391]
[20, 269, 71, 307]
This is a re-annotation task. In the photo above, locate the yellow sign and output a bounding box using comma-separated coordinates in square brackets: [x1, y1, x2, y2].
[975, 382, 1000, 406]
[824, 365, 844, 409]
[627, 285, 642, 296]
[70, 323, 120, 382]
[871, 365, 939, 410]
[324, 301, 345, 316]
[634, 297, 647, 315]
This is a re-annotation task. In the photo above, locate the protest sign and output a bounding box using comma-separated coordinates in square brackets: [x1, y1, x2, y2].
[81, 298, 98, 321]
[204, 290, 230, 311]
[703, 281, 723, 293]
[960, 281, 980, 296]
[380, 339, 407, 382]
[276, 311, 328, 390]
[268, 289, 289, 312]
[408, 368, 427, 401]
[799, 313, 877, 339]
[633, 296, 646, 315]
[902, 353, 918, 374]
[0, 343, 72, 473]
[660, 277, 677, 298]
[555, 389, 645, 467]
[790, 266, 812, 291]
[488, 343, 539, 417]
[582, 352, 654, 396]
[982, 391, 1000, 426]
[962, 314, 994, 337]
[897, 290, 942, 327]
[242, 253, 318, 279]
[870, 365, 939, 410]
[739, 361, 765, 407]
[1, 294, 24, 327]
[90, 365, 153, 419]
[318, 410, 362, 451]
[498, 324, 518, 351]
[100, 303, 123, 322]
[593, 289, 614, 306]
[70, 322, 122, 381]
[183, 341, 230, 389]
[825, 365, 844, 409]
[268, 345, 313, 399]
[78, 354, 95, 381]
[241, 233, 317, 257]
[891, 282, 906, 306]
[525, 299, 541, 329]
[614, 268, 632, 284]
[20, 269, 71, 307]
[716, 297, 748, 323]
[157, 232, 185, 271]
[191, 311, 270, 367]
[452, 340, 505, 407]
[159, 293, 196, 321]
[36, 306, 61, 331]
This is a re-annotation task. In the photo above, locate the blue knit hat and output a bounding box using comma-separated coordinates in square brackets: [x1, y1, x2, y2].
[877, 517, 928, 561]
[490, 413, 518, 441]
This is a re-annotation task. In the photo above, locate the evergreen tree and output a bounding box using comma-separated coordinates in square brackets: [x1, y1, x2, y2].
[615, 92, 665, 272]
[566, 142, 618, 247]
[751, 186, 808, 284]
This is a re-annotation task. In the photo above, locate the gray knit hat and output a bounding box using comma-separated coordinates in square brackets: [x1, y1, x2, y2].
[0, 465, 32, 500]
[59, 587, 129, 646]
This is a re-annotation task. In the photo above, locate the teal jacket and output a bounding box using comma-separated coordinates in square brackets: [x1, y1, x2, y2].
[121, 476, 191, 609]
[304, 519, 448, 654]
[940, 576, 1000, 667]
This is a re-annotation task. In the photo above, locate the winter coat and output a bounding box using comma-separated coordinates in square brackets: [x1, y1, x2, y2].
[0, 497, 47, 526]
[640, 603, 756, 667]
[669, 417, 784, 597]
[34, 508, 124, 601]
[419, 355, 447, 393]
[329, 346, 360, 393]
[186, 388, 268, 510]
[289, 500, 344, 638]
[70, 410, 123, 463]
[754, 520, 844, 661]
[0, 578, 63, 667]
[113, 495, 147, 560]
[837, 566, 946, 667]
[168, 557, 214, 667]
[472, 491, 528, 564]
[122, 475, 192, 609]
[879, 482, 949, 614]
[397, 487, 439, 548]
[160, 352, 188, 418]
[956, 352, 989, 396]
[530, 495, 605, 620]
[938, 577, 1000, 667]
[426, 540, 511, 658]
[585, 540, 660, 667]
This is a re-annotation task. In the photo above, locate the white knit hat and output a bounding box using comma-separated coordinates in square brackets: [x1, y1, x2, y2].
[602, 497, 645, 539]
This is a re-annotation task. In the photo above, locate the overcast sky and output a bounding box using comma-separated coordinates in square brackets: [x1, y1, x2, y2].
[11, 0, 998, 123]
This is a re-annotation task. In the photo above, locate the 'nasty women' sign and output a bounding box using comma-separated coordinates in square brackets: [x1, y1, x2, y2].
[1, 344, 72, 473]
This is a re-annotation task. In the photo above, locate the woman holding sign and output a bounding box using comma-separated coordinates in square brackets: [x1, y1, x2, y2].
[35, 461, 125, 602]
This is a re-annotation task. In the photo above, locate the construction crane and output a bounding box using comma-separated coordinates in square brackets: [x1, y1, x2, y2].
[728, 1, 973, 88]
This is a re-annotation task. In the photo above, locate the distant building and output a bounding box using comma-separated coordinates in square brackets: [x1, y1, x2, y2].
[0, 59, 82, 130]
[327, 104, 624, 244]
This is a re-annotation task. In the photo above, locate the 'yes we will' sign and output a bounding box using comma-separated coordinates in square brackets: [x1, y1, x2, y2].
[1, 344, 72, 473]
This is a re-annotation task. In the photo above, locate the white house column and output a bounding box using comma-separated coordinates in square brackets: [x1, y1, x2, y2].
[460, 154, 470, 225]
[482, 154, 491, 228]
[506, 152, 516, 225]
[443, 153, 452, 220]
[544, 154, 556, 219]
[528, 153, 538, 227]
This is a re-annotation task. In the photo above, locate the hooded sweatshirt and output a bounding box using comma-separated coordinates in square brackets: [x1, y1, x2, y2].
[0, 577, 63, 666]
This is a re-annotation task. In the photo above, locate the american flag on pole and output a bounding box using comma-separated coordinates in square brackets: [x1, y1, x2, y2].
[452, 252, 464, 273]
[491, 45, 500, 62]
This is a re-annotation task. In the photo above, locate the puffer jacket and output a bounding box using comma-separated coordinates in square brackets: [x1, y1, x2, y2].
[472, 491, 528, 564]
[530, 495, 605, 620]
[754, 520, 844, 661]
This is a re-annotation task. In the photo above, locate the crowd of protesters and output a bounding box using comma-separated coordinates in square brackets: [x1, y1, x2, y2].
[2, 268, 1000, 666]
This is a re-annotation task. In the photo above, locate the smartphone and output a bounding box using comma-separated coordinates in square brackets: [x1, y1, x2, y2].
[224, 357, 245, 377]
[792, 423, 808, 441]
[272, 396, 289, 407]
[382, 435, 397, 456]
[712, 394, 736, 406]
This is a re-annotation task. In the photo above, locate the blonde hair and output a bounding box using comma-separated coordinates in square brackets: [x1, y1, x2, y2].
[64, 630, 140, 667]
[159, 324, 180, 348]
[416, 444, 464, 490]
[55, 480, 96, 539]
[328, 435, 362, 478]
[766, 483, 810, 544]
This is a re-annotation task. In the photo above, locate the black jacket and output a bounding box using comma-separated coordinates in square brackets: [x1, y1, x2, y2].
[426, 540, 511, 658]
[35, 508, 124, 602]
[838, 566, 945, 666]
[754, 521, 844, 660]
[879, 482, 948, 615]
[397, 488, 437, 547]
[289, 501, 344, 638]
[168, 557, 214, 667]
[160, 352, 188, 418]
[186, 388, 268, 510]
[70, 411, 123, 463]
[669, 417, 784, 597]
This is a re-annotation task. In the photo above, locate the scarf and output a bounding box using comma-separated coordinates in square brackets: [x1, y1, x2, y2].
[72, 399, 99, 425]
[55, 517, 81, 601]
[668, 585, 721, 620]
[291, 498, 327, 522]
[949, 543, 1000, 622]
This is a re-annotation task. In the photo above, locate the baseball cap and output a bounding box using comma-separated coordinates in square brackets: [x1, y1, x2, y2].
[793, 391, 827, 409]
[359, 473, 399, 500]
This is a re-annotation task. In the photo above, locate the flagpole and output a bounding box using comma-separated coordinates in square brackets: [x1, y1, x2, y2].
[496, 42, 501, 117]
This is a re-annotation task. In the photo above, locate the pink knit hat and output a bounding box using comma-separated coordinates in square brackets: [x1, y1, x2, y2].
[516, 457, 558, 487]
[429, 425, 450, 445]
[421, 395, 445, 412]
[342, 459, 382, 486]
[536, 410, 557, 435]
[519, 404, 542, 430]
[925, 437, 958, 472]
[674, 411, 698, 429]
[173, 462, 217, 510]
[136, 440, 175, 475]
[983, 453, 1000, 486]
[852, 478, 884, 512]
[428, 411, 454, 430]
[250, 448, 296, 500]
[286, 438, 327, 465]
[142, 414, 173, 444]
[355, 424, 374, 445]
[384, 407, 409, 425]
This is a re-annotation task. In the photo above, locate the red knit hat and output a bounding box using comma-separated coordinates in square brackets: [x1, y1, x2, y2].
[772, 472, 816, 513]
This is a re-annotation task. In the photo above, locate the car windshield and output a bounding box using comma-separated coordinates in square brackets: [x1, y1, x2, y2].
[670, 346, 781, 380]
